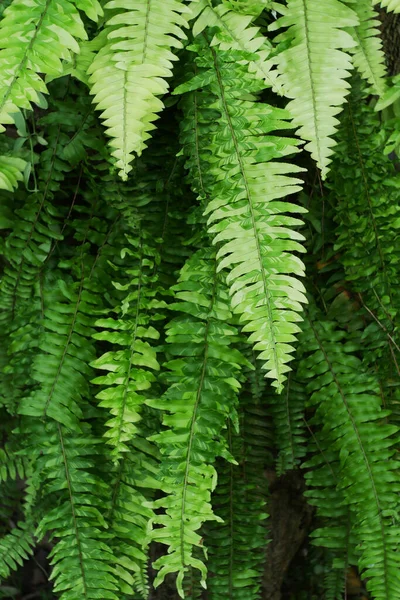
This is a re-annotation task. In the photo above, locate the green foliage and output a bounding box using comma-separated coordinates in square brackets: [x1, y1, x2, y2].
[271, 0, 358, 177]
[1, 2, 400, 600]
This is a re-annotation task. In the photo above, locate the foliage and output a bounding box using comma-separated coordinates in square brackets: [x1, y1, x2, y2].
[0, 2, 400, 600]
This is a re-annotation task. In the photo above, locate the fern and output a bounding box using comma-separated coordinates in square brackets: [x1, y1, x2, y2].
[88, 0, 190, 179]
[374, 0, 400, 12]
[271, 0, 358, 177]
[191, 0, 281, 91]
[0, 156, 26, 191]
[298, 310, 400, 599]
[0, 0, 101, 133]
[176, 40, 307, 391]
[205, 357, 270, 600]
[148, 247, 247, 596]
[345, 0, 387, 95]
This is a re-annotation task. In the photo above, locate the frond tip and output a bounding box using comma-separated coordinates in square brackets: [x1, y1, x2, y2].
[88, 0, 190, 179]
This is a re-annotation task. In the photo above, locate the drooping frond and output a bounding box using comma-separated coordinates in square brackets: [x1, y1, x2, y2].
[148, 247, 247, 597]
[87, 0, 190, 179]
[91, 226, 163, 462]
[36, 422, 118, 600]
[0, 0, 101, 132]
[270, 373, 307, 475]
[327, 85, 400, 387]
[345, 0, 387, 95]
[107, 430, 160, 599]
[205, 357, 270, 600]
[270, 0, 358, 177]
[18, 200, 117, 429]
[298, 310, 400, 600]
[176, 41, 307, 391]
[191, 0, 280, 91]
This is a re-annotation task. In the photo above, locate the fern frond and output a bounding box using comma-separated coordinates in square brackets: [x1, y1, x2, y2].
[91, 228, 163, 462]
[0, 521, 35, 581]
[327, 87, 400, 384]
[205, 361, 270, 600]
[176, 41, 307, 391]
[0, 156, 26, 191]
[374, 0, 400, 13]
[192, 0, 280, 91]
[345, 0, 387, 95]
[88, 0, 190, 179]
[107, 433, 159, 599]
[36, 422, 118, 600]
[298, 311, 400, 600]
[148, 247, 247, 597]
[0, 444, 28, 483]
[0, 0, 101, 131]
[270, 373, 307, 475]
[270, 0, 358, 177]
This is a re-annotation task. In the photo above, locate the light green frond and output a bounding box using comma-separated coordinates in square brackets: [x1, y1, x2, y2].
[271, 0, 358, 177]
[176, 42, 307, 391]
[0, 156, 26, 191]
[192, 0, 281, 91]
[345, 0, 387, 95]
[88, 0, 190, 179]
[374, 0, 400, 12]
[0, 0, 94, 130]
[147, 247, 246, 597]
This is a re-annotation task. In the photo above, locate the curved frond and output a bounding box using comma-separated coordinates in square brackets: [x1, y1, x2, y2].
[192, 0, 280, 91]
[148, 248, 246, 597]
[0, 0, 100, 130]
[271, 0, 358, 177]
[346, 0, 387, 95]
[88, 0, 190, 179]
[298, 311, 400, 600]
[176, 41, 307, 391]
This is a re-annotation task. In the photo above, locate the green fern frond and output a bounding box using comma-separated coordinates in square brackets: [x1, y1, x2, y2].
[0, 156, 26, 191]
[91, 228, 163, 461]
[148, 247, 247, 597]
[270, 0, 358, 177]
[192, 0, 280, 91]
[0, 521, 35, 581]
[107, 434, 160, 599]
[270, 373, 307, 475]
[345, 0, 387, 95]
[374, 0, 400, 13]
[0, 0, 101, 132]
[36, 422, 118, 600]
[327, 87, 400, 384]
[298, 311, 400, 600]
[176, 41, 307, 391]
[0, 444, 29, 483]
[205, 362, 270, 600]
[88, 0, 190, 179]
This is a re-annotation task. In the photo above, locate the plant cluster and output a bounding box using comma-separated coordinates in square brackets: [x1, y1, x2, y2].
[1, 1, 400, 599]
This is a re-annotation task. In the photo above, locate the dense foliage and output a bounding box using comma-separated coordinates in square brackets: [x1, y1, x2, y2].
[1, 1, 400, 599]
